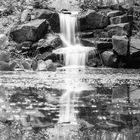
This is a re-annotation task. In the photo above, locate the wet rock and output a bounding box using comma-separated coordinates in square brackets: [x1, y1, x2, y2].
[37, 59, 57, 71]
[107, 10, 123, 18]
[78, 10, 109, 31]
[37, 60, 46, 71]
[80, 39, 95, 47]
[34, 9, 60, 32]
[0, 51, 10, 62]
[10, 19, 49, 43]
[17, 41, 33, 50]
[0, 61, 17, 71]
[107, 23, 130, 33]
[45, 59, 57, 71]
[20, 9, 31, 23]
[36, 52, 58, 62]
[31, 59, 38, 71]
[0, 34, 8, 49]
[110, 4, 124, 11]
[107, 28, 127, 38]
[112, 35, 128, 56]
[21, 60, 31, 70]
[92, 29, 108, 38]
[101, 51, 117, 67]
[96, 41, 113, 52]
[110, 14, 128, 25]
[37, 33, 62, 53]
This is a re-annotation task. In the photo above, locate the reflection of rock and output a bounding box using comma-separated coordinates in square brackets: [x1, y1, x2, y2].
[78, 10, 109, 31]
[10, 19, 49, 43]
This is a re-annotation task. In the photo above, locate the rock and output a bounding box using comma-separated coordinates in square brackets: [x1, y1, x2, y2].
[45, 59, 57, 71]
[20, 9, 31, 23]
[96, 41, 113, 52]
[110, 4, 124, 11]
[31, 59, 38, 71]
[0, 34, 8, 49]
[107, 23, 130, 35]
[32, 1, 41, 8]
[80, 39, 95, 47]
[21, 60, 31, 70]
[92, 29, 108, 38]
[101, 51, 117, 67]
[108, 28, 127, 38]
[34, 9, 60, 32]
[110, 14, 128, 25]
[36, 52, 58, 62]
[10, 19, 49, 43]
[17, 41, 33, 50]
[37, 33, 62, 53]
[131, 39, 140, 54]
[0, 61, 17, 71]
[37, 60, 46, 71]
[37, 59, 56, 71]
[112, 35, 128, 56]
[107, 10, 123, 18]
[0, 51, 10, 62]
[78, 10, 109, 31]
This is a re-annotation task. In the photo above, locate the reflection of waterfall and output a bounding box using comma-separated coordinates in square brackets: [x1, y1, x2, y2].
[58, 90, 79, 124]
[53, 13, 92, 66]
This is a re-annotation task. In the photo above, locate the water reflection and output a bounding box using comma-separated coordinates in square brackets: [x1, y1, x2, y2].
[0, 84, 140, 139]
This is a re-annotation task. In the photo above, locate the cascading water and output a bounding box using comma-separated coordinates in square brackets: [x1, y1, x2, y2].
[54, 12, 92, 66]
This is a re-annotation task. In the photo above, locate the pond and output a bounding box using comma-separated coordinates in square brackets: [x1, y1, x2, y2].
[0, 68, 140, 140]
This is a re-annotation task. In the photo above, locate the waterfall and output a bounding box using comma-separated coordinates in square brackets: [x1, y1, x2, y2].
[53, 12, 92, 66]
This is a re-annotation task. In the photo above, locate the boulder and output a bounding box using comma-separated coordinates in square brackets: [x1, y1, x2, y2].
[107, 28, 127, 38]
[21, 60, 31, 70]
[96, 41, 113, 52]
[107, 10, 123, 18]
[78, 10, 109, 31]
[107, 23, 130, 37]
[20, 9, 31, 23]
[0, 61, 17, 71]
[0, 51, 11, 62]
[33, 9, 60, 32]
[112, 35, 128, 56]
[17, 41, 33, 50]
[37, 59, 57, 71]
[37, 33, 62, 53]
[10, 19, 49, 43]
[45, 59, 57, 71]
[0, 34, 8, 49]
[101, 51, 117, 67]
[110, 14, 128, 25]
[37, 60, 46, 71]
[36, 52, 58, 62]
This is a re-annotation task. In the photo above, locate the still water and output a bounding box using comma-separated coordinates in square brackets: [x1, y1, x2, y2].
[0, 68, 140, 140]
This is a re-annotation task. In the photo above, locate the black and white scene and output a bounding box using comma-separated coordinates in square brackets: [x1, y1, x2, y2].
[0, 0, 140, 139]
